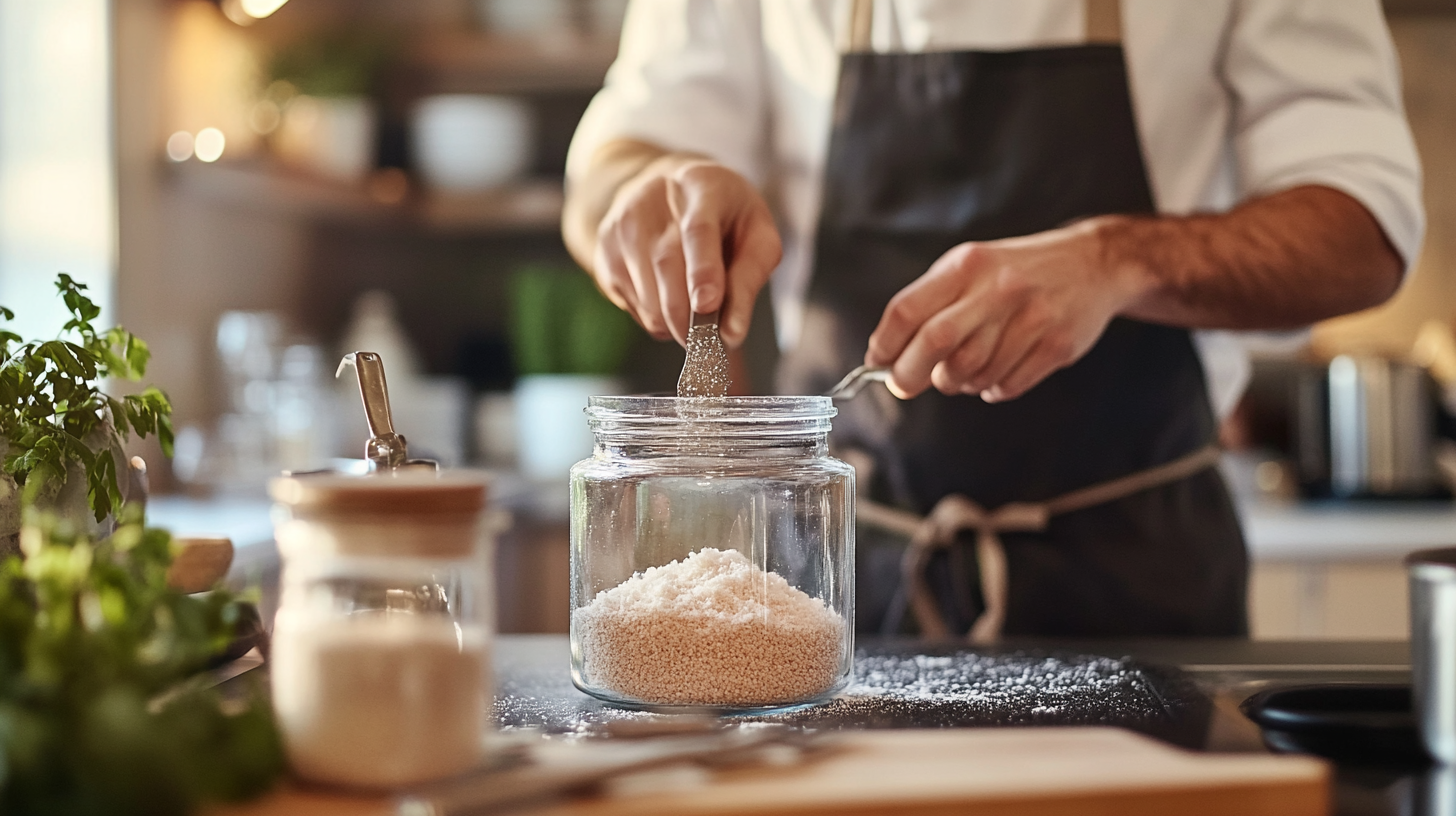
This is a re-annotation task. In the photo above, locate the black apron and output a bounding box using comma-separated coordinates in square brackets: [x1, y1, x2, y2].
[777, 3, 1248, 638]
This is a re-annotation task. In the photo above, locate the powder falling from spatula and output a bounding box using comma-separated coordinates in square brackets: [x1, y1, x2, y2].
[677, 310, 731, 398]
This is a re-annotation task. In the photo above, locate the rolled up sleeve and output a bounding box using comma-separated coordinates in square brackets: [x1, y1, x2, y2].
[1222, 0, 1424, 268]
[566, 0, 769, 187]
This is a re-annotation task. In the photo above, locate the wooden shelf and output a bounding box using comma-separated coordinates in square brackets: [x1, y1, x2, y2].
[403, 32, 618, 95]
[166, 159, 565, 234]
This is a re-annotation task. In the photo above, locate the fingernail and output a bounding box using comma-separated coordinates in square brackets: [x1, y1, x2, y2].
[691, 284, 721, 313]
[980, 388, 1001, 403]
[724, 316, 746, 343]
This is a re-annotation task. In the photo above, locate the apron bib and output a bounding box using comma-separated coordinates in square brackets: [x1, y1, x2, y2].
[778, 0, 1248, 638]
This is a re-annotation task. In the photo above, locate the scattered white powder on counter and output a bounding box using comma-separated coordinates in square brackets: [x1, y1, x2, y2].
[574, 548, 846, 707]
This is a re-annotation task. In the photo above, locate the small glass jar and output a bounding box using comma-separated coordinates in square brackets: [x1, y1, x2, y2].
[268, 474, 493, 789]
[570, 396, 854, 710]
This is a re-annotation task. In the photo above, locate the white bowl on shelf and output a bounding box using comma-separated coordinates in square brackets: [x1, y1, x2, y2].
[412, 94, 533, 192]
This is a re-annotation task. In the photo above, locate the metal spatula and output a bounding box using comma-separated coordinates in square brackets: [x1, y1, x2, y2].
[677, 310, 731, 398]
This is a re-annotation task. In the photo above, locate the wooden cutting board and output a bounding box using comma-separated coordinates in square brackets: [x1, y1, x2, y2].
[217, 727, 1327, 816]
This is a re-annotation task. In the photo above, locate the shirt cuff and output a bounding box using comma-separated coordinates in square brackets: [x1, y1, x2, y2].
[1237, 101, 1425, 272]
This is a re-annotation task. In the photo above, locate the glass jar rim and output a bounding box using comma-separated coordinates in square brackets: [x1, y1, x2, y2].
[586, 396, 836, 440]
[586, 395, 835, 422]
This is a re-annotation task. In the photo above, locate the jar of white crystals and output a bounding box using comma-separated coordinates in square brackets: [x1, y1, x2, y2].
[269, 474, 493, 788]
[570, 396, 855, 710]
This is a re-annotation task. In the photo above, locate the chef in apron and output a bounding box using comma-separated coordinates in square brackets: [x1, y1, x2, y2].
[562, 1, 1422, 639]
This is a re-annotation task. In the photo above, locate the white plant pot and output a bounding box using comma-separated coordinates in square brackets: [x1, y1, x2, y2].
[275, 95, 376, 183]
[412, 95, 532, 192]
[514, 374, 621, 481]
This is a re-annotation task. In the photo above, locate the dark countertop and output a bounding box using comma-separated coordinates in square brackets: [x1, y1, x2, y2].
[494, 635, 1421, 816]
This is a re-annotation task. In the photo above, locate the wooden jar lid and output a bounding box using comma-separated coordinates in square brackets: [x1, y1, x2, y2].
[270, 474, 490, 560]
[269, 473, 488, 517]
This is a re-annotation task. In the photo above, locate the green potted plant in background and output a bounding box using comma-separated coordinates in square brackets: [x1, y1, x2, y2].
[511, 265, 635, 479]
[266, 32, 393, 183]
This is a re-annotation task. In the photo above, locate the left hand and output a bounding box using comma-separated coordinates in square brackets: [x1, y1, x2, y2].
[864, 218, 1150, 402]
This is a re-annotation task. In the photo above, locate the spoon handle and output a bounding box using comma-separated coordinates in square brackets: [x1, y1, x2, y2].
[826, 365, 891, 399]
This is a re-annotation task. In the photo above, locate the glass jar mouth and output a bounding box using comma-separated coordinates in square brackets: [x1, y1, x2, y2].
[585, 395, 835, 440]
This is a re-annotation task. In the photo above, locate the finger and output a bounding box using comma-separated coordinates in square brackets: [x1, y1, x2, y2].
[651, 222, 691, 346]
[668, 168, 727, 314]
[885, 297, 986, 399]
[865, 244, 980, 368]
[930, 323, 998, 395]
[622, 239, 670, 341]
[719, 211, 782, 348]
[981, 337, 1069, 402]
[961, 306, 1044, 399]
[593, 239, 639, 319]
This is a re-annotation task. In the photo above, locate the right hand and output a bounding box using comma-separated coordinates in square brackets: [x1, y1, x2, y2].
[591, 157, 782, 347]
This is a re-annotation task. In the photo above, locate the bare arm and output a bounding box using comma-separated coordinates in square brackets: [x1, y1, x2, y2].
[562, 137, 781, 348]
[866, 185, 1403, 402]
[1114, 185, 1401, 328]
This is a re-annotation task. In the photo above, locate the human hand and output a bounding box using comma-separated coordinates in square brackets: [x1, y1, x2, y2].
[864, 218, 1150, 402]
[591, 157, 781, 347]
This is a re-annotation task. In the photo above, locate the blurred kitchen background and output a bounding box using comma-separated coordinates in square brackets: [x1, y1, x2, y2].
[2, 0, 1456, 639]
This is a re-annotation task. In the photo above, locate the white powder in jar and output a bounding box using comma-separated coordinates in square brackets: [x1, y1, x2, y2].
[271, 613, 489, 788]
[573, 548, 846, 707]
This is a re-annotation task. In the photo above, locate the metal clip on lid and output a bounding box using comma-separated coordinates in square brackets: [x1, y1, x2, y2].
[337, 351, 439, 474]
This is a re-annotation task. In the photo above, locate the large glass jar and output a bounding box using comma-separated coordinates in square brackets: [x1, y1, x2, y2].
[268, 474, 493, 789]
[570, 396, 854, 710]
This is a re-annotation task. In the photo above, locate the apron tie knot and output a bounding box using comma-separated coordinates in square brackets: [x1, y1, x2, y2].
[903, 495, 1049, 643]
[876, 445, 1223, 644]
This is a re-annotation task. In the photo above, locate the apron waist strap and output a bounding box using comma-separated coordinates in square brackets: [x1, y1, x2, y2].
[859, 444, 1223, 642]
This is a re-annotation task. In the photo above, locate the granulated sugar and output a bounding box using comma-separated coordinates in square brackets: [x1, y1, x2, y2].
[573, 548, 846, 707]
[272, 614, 488, 787]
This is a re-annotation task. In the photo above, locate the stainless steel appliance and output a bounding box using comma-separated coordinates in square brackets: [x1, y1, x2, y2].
[1293, 355, 1443, 498]
[1409, 547, 1456, 767]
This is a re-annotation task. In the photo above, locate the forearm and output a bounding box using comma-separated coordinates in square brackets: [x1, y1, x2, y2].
[1109, 185, 1403, 330]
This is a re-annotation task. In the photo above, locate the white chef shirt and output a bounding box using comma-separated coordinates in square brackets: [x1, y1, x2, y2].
[566, 0, 1425, 417]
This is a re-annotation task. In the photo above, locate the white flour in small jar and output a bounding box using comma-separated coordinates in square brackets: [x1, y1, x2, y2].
[573, 548, 846, 707]
[271, 613, 489, 788]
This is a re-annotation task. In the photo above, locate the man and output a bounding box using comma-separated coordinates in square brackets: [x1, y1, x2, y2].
[562, 1, 1423, 639]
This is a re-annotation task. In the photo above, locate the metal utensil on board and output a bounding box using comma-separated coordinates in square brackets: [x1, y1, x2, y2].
[826, 365, 892, 400]
[677, 310, 731, 398]
[337, 351, 439, 473]
[1409, 547, 1456, 763]
[395, 726, 829, 816]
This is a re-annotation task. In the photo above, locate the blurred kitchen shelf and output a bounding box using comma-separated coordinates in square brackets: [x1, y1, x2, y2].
[402, 32, 619, 94]
[166, 159, 564, 234]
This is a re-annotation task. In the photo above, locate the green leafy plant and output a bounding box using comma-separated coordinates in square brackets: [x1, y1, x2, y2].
[268, 31, 395, 98]
[0, 507, 284, 815]
[0, 274, 174, 523]
[511, 265, 638, 376]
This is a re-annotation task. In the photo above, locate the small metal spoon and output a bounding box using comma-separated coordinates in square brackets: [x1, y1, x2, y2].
[337, 351, 439, 473]
[676, 310, 731, 398]
[826, 365, 891, 400]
